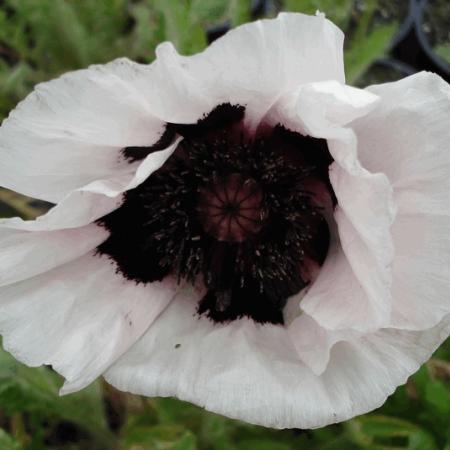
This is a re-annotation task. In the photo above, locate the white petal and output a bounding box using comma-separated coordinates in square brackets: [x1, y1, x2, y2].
[298, 237, 385, 331]
[352, 72, 450, 330]
[0, 222, 107, 287]
[0, 14, 343, 202]
[0, 58, 166, 202]
[150, 13, 344, 126]
[287, 312, 360, 375]
[0, 252, 177, 393]
[271, 81, 395, 331]
[105, 288, 450, 428]
[354, 72, 450, 193]
[390, 214, 450, 329]
[318, 317, 450, 427]
[0, 143, 177, 232]
[268, 81, 378, 132]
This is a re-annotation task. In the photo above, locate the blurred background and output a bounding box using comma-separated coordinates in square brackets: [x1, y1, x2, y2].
[0, 1, 449, 449]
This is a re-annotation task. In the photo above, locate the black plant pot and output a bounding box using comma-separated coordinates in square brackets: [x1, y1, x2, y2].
[388, 0, 450, 82]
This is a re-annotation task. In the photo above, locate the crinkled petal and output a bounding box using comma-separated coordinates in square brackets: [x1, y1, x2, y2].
[0, 143, 178, 392]
[0, 251, 177, 393]
[149, 12, 344, 127]
[293, 229, 387, 333]
[0, 13, 343, 202]
[269, 81, 378, 131]
[0, 58, 166, 202]
[0, 143, 177, 232]
[105, 288, 450, 429]
[355, 72, 450, 194]
[0, 223, 107, 287]
[287, 312, 360, 375]
[269, 81, 395, 331]
[352, 72, 450, 330]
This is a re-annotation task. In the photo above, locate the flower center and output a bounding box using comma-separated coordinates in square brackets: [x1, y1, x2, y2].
[97, 104, 335, 325]
[197, 174, 265, 243]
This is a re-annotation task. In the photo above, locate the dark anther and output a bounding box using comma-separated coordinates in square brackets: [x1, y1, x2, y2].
[122, 104, 245, 162]
[99, 103, 334, 325]
[122, 125, 176, 162]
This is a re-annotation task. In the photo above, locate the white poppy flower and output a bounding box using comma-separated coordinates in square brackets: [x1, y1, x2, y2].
[0, 12, 449, 429]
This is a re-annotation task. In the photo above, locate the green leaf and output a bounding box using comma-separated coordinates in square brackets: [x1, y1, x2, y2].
[345, 23, 397, 85]
[129, 3, 163, 62]
[151, 0, 207, 54]
[316, 435, 359, 450]
[0, 188, 48, 219]
[346, 415, 437, 450]
[0, 343, 114, 446]
[424, 378, 450, 416]
[0, 430, 23, 450]
[152, 397, 205, 428]
[189, 0, 230, 26]
[236, 440, 291, 450]
[200, 414, 236, 450]
[342, 0, 398, 85]
[435, 44, 450, 63]
[284, 0, 353, 28]
[122, 424, 197, 450]
[228, 0, 252, 26]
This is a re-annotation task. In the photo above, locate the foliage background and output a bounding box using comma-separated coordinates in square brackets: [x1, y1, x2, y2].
[0, 1, 449, 449]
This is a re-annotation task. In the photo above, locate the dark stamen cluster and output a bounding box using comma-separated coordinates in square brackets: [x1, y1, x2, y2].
[98, 104, 332, 324]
